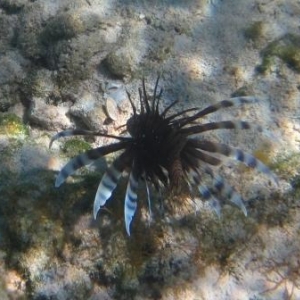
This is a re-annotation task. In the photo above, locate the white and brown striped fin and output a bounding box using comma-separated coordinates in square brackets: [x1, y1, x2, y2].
[181, 120, 260, 136]
[176, 96, 258, 128]
[213, 174, 247, 216]
[199, 164, 246, 212]
[145, 179, 153, 222]
[49, 129, 129, 149]
[165, 107, 200, 122]
[193, 140, 278, 185]
[55, 142, 127, 187]
[183, 142, 222, 166]
[50, 130, 88, 148]
[188, 169, 221, 217]
[93, 151, 130, 219]
[124, 162, 140, 235]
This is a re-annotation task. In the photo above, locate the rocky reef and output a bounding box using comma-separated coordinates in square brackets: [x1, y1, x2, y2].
[1, 0, 300, 299]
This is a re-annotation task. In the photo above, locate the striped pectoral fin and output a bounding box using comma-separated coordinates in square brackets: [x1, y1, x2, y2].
[50, 129, 129, 149]
[213, 174, 247, 216]
[231, 148, 279, 184]
[93, 151, 130, 219]
[50, 131, 72, 148]
[194, 141, 278, 185]
[145, 179, 153, 221]
[236, 150, 278, 185]
[55, 142, 127, 187]
[177, 96, 258, 128]
[182, 120, 259, 135]
[49, 129, 98, 149]
[55, 152, 94, 187]
[188, 170, 221, 217]
[185, 146, 222, 167]
[199, 185, 221, 217]
[124, 165, 139, 236]
[194, 96, 258, 120]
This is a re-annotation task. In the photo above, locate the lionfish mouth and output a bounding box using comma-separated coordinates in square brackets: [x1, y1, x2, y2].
[50, 76, 278, 236]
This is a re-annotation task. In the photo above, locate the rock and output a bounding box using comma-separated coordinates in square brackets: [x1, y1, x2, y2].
[0, 0, 300, 299]
[105, 97, 118, 121]
[29, 97, 71, 130]
[69, 91, 107, 131]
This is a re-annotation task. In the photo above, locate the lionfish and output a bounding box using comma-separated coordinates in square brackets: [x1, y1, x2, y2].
[50, 77, 278, 235]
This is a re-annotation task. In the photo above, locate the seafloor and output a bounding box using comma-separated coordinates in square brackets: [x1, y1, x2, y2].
[0, 0, 300, 299]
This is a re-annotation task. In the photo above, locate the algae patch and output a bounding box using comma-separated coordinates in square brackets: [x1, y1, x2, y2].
[0, 113, 28, 137]
[243, 21, 266, 47]
[271, 152, 300, 181]
[41, 12, 85, 44]
[257, 33, 300, 74]
[61, 138, 92, 158]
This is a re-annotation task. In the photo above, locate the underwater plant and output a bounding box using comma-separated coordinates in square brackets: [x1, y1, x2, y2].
[50, 77, 278, 235]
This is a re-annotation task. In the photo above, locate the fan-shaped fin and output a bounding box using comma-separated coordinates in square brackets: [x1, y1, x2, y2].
[55, 142, 127, 187]
[124, 162, 139, 236]
[50, 130, 83, 148]
[181, 120, 258, 135]
[49, 129, 129, 149]
[213, 174, 247, 216]
[193, 140, 278, 185]
[184, 144, 222, 166]
[145, 179, 153, 221]
[93, 151, 131, 219]
[165, 107, 200, 122]
[188, 170, 221, 217]
[199, 185, 221, 217]
[176, 96, 258, 128]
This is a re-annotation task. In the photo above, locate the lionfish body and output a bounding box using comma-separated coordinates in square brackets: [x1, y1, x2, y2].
[50, 77, 278, 235]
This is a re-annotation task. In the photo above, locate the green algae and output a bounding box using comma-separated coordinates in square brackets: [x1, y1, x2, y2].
[231, 85, 253, 98]
[21, 69, 50, 98]
[271, 152, 300, 180]
[244, 21, 263, 40]
[0, 113, 28, 137]
[61, 138, 92, 158]
[41, 12, 85, 45]
[257, 33, 300, 74]
[244, 21, 265, 44]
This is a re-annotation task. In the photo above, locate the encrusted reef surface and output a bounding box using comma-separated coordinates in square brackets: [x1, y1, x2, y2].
[1, 0, 300, 299]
